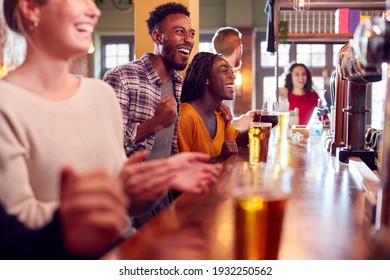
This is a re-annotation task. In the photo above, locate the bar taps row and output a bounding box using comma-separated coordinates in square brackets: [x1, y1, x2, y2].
[328, 16, 390, 233]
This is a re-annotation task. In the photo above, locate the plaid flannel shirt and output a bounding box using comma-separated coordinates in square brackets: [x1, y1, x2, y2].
[103, 53, 182, 157]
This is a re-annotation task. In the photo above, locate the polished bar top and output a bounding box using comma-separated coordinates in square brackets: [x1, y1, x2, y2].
[102, 137, 377, 260]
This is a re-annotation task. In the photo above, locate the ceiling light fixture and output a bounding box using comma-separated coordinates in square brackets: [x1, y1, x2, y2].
[293, 0, 310, 11]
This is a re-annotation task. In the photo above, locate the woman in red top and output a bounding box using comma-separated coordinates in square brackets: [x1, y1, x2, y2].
[284, 62, 319, 125]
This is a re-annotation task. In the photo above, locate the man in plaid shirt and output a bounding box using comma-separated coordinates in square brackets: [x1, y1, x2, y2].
[103, 3, 195, 228]
[103, 2, 192, 159]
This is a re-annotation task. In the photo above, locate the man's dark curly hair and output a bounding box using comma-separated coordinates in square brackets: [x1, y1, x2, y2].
[146, 2, 190, 36]
[181, 52, 219, 103]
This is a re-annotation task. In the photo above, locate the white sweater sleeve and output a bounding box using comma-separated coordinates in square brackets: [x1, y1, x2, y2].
[0, 107, 58, 229]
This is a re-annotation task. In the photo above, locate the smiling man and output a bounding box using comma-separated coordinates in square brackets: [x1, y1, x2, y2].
[103, 2, 194, 159]
[103, 2, 195, 227]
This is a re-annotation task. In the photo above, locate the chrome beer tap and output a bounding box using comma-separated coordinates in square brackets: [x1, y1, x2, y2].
[353, 17, 390, 232]
[335, 41, 379, 170]
[330, 44, 349, 157]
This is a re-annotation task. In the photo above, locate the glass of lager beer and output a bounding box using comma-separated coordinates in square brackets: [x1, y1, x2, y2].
[248, 122, 272, 164]
[231, 162, 291, 260]
[277, 112, 290, 138]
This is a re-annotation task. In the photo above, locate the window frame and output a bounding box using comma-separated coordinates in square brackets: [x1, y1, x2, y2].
[100, 35, 134, 78]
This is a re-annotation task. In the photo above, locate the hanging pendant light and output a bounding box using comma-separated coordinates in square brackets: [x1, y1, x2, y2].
[293, 0, 310, 11]
[111, 0, 134, 12]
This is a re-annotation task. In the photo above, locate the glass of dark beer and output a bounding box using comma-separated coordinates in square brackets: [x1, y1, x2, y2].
[260, 101, 279, 129]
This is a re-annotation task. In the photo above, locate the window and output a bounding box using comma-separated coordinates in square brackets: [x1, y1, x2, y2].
[312, 77, 325, 93]
[260, 43, 291, 69]
[199, 34, 214, 53]
[101, 36, 134, 78]
[332, 44, 345, 67]
[105, 44, 129, 69]
[278, 44, 291, 70]
[263, 76, 277, 102]
[296, 44, 326, 67]
[199, 42, 214, 52]
[371, 79, 386, 129]
[260, 42, 275, 68]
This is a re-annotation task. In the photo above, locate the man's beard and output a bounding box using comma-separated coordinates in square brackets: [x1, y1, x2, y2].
[163, 56, 187, 71]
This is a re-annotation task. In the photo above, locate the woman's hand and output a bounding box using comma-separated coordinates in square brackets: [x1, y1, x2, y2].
[120, 150, 175, 201]
[278, 87, 288, 100]
[208, 140, 238, 164]
[59, 167, 129, 258]
[219, 140, 238, 162]
[167, 152, 222, 194]
[120, 151, 221, 202]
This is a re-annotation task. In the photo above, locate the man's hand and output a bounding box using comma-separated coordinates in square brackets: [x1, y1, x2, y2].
[232, 110, 257, 130]
[153, 96, 178, 130]
[217, 102, 233, 128]
[135, 96, 178, 142]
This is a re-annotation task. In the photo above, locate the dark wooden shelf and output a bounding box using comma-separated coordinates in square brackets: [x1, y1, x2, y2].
[279, 0, 386, 11]
[283, 33, 353, 43]
[276, 0, 385, 43]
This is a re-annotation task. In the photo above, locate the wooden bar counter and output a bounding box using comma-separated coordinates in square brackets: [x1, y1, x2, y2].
[102, 137, 378, 260]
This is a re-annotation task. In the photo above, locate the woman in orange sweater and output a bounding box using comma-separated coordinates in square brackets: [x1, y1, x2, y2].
[178, 52, 248, 163]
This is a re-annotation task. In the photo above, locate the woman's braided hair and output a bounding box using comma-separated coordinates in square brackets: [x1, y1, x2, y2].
[181, 52, 219, 102]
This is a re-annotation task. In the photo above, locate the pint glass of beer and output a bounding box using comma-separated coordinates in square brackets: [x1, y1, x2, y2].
[248, 122, 272, 164]
[277, 112, 290, 138]
[231, 162, 291, 260]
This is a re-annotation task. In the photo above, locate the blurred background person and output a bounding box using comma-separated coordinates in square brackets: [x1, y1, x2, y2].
[282, 62, 319, 125]
[178, 52, 248, 163]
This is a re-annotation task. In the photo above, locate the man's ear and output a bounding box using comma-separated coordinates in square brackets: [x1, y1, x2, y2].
[151, 29, 163, 45]
[234, 44, 241, 57]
